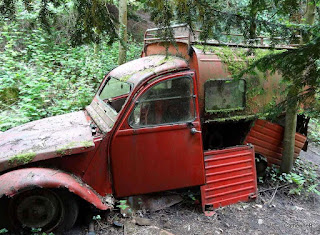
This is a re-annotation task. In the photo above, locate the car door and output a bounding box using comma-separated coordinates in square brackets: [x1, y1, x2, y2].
[110, 71, 205, 197]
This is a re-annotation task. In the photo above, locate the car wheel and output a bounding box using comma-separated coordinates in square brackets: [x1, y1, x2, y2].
[6, 189, 79, 233]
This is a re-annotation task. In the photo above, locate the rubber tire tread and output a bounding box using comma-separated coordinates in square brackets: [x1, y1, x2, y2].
[0, 197, 9, 231]
[55, 191, 79, 232]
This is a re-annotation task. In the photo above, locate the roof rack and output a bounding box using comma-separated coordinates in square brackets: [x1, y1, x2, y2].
[144, 24, 298, 50]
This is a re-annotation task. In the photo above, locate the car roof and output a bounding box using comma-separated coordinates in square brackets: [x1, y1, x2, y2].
[109, 55, 189, 86]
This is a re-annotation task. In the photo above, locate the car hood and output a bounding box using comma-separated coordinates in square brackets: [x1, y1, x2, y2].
[0, 111, 95, 172]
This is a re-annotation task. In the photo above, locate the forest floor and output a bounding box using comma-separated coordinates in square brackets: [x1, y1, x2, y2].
[68, 144, 320, 235]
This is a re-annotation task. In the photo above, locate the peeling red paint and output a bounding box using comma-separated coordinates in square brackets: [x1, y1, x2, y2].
[0, 168, 111, 210]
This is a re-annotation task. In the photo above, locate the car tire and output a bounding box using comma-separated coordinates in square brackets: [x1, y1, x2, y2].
[5, 188, 79, 233]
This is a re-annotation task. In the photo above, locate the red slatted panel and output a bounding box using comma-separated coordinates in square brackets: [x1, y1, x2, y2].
[201, 145, 257, 215]
[244, 119, 307, 167]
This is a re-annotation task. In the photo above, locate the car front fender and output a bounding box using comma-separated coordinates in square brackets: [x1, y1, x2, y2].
[0, 167, 111, 210]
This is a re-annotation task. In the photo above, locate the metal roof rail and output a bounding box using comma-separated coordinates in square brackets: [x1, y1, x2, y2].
[144, 24, 298, 50]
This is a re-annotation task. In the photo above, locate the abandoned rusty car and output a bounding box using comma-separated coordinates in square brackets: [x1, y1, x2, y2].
[0, 25, 308, 232]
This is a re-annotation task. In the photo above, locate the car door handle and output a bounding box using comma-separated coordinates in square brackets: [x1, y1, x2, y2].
[190, 127, 201, 135]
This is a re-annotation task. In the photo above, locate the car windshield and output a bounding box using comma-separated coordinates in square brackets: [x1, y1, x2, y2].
[99, 77, 131, 100]
[98, 77, 132, 113]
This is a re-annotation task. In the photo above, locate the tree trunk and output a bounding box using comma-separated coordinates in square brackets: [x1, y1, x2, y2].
[118, 0, 127, 65]
[249, 1, 258, 42]
[305, 0, 316, 25]
[281, 88, 298, 173]
[280, 1, 316, 173]
[303, 0, 316, 43]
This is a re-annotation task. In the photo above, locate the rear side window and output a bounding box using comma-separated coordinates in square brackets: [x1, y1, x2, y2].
[204, 79, 246, 112]
[129, 76, 195, 127]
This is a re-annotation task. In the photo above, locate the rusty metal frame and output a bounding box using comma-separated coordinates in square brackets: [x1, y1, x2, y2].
[144, 24, 297, 51]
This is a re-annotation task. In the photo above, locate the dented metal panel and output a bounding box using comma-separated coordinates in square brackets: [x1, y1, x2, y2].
[201, 145, 257, 213]
[0, 168, 112, 210]
[244, 119, 307, 166]
[0, 111, 95, 172]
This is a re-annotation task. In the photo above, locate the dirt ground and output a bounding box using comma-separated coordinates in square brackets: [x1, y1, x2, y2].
[69, 144, 320, 235]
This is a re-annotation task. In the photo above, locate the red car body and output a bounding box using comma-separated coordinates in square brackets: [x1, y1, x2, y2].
[0, 25, 308, 232]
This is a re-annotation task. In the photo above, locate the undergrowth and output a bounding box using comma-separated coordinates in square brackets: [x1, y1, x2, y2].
[308, 118, 320, 146]
[0, 17, 142, 131]
[260, 158, 320, 197]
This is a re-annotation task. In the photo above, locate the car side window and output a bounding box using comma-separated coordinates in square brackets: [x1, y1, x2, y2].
[129, 76, 195, 127]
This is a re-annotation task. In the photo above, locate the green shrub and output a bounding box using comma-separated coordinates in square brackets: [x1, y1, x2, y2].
[261, 159, 320, 197]
[0, 17, 142, 131]
[308, 118, 320, 146]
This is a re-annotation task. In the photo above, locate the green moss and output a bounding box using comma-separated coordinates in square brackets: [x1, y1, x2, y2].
[79, 140, 95, 148]
[119, 66, 157, 81]
[118, 56, 185, 82]
[119, 74, 132, 82]
[56, 148, 67, 155]
[195, 45, 284, 76]
[9, 152, 36, 165]
[200, 45, 286, 115]
[205, 114, 256, 123]
[206, 107, 244, 114]
[157, 56, 176, 65]
[56, 140, 94, 155]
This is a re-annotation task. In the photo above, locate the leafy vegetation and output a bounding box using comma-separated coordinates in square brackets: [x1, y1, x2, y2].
[308, 118, 320, 145]
[0, 8, 142, 131]
[261, 159, 320, 197]
[145, 1, 320, 116]
[0, 229, 8, 234]
[117, 199, 129, 210]
[92, 215, 102, 221]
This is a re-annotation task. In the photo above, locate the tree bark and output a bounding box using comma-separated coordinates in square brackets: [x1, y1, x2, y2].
[280, 88, 298, 173]
[249, 1, 258, 42]
[118, 0, 127, 65]
[303, 0, 316, 43]
[280, 0, 316, 173]
[305, 0, 316, 25]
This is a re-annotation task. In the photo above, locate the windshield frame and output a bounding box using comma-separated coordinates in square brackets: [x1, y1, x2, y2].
[96, 76, 133, 114]
[86, 76, 134, 133]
